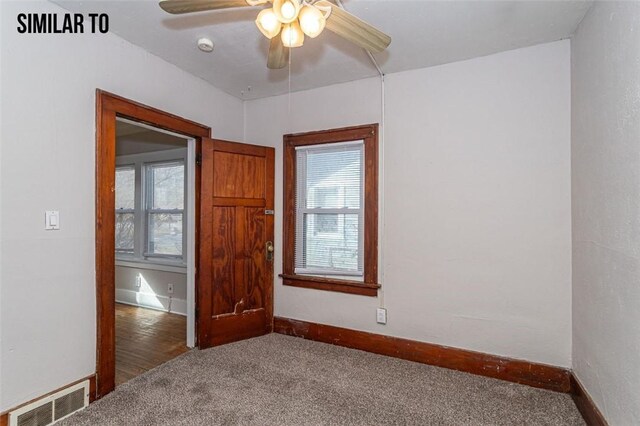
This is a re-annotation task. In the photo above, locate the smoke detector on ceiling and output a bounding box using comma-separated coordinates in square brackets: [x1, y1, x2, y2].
[197, 38, 214, 52]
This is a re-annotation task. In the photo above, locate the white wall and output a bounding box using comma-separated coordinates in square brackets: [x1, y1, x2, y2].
[115, 265, 187, 316]
[0, 0, 244, 411]
[571, 2, 640, 424]
[245, 40, 572, 367]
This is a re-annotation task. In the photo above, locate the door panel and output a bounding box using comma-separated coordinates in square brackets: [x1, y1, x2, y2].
[199, 138, 274, 348]
[213, 151, 266, 198]
[245, 207, 266, 310]
[212, 206, 235, 316]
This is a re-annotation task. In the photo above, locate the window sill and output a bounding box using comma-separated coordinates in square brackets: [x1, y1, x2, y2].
[115, 258, 187, 274]
[279, 274, 380, 297]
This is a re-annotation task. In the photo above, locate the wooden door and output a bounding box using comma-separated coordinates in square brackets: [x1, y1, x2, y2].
[198, 138, 275, 348]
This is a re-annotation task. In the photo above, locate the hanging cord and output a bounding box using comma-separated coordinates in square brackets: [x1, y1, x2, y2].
[335, 0, 387, 309]
[288, 43, 292, 134]
[377, 74, 386, 310]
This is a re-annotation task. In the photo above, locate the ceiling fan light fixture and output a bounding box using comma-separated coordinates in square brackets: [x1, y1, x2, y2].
[256, 8, 282, 39]
[158, 0, 391, 69]
[281, 21, 304, 48]
[299, 5, 325, 38]
[273, 0, 301, 24]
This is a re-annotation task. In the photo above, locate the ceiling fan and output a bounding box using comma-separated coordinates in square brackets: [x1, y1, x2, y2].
[159, 0, 391, 69]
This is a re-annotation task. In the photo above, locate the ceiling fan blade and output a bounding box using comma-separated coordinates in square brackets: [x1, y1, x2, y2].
[159, 0, 251, 14]
[315, 0, 391, 53]
[267, 35, 289, 69]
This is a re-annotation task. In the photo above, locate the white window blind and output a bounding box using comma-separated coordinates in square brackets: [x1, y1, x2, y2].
[295, 140, 364, 277]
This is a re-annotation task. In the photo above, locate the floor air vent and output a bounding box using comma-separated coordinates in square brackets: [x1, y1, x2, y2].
[9, 380, 89, 426]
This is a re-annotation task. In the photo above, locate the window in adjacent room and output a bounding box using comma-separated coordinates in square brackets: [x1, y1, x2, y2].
[282, 124, 379, 296]
[115, 157, 186, 264]
[115, 166, 135, 254]
[145, 161, 185, 258]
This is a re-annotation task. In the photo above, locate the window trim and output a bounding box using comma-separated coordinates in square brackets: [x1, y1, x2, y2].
[282, 124, 379, 297]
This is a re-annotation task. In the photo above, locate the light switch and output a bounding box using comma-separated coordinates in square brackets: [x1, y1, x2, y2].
[45, 210, 60, 230]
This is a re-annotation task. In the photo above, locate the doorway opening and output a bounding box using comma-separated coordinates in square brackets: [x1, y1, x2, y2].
[96, 90, 274, 400]
[114, 118, 194, 386]
[95, 90, 210, 398]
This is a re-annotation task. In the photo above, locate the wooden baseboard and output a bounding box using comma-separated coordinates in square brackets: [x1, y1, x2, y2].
[274, 316, 571, 393]
[570, 374, 608, 426]
[0, 374, 96, 426]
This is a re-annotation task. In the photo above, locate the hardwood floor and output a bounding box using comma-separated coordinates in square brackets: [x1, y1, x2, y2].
[115, 303, 189, 386]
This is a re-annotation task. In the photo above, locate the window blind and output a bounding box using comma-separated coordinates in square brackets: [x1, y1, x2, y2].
[295, 140, 364, 276]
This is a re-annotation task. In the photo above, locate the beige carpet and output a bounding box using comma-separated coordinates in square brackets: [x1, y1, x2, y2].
[61, 334, 584, 425]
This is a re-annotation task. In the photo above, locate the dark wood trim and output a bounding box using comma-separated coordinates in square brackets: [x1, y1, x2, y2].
[274, 317, 571, 393]
[88, 374, 97, 403]
[282, 123, 379, 296]
[95, 90, 210, 398]
[208, 138, 268, 156]
[571, 374, 608, 426]
[283, 135, 296, 274]
[95, 92, 116, 400]
[280, 274, 380, 296]
[362, 125, 379, 285]
[284, 124, 378, 145]
[197, 138, 214, 347]
[0, 375, 96, 425]
[100, 91, 210, 138]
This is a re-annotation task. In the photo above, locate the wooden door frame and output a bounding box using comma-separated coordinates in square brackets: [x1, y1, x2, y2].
[95, 90, 210, 399]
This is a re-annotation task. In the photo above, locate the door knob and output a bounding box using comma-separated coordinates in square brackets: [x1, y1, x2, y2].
[266, 241, 274, 262]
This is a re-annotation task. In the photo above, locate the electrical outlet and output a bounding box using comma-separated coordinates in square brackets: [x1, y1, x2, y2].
[376, 308, 387, 324]
[168, 283, 174, 294]
[135, 274, 141, 288]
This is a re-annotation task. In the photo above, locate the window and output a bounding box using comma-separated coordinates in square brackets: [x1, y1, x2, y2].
[295, 141, 363, 276]
[282, 124, 379, 296]
[115, 166, 135, 254]
[115, 152, 186, 265]
[146, 162, 185, 258]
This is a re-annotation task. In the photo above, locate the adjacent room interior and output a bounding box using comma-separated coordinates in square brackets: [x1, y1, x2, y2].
[1, 0, 638, 425]
[114, 119, 192, 386]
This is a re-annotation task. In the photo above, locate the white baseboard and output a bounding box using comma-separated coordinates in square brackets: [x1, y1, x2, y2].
[115, 288, 187, 316]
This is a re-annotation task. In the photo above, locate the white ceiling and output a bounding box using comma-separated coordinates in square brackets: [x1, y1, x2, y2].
[54, 0, 592, 100]
[116, 120, 187, 155]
